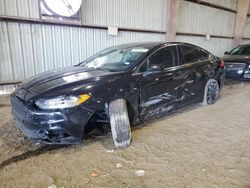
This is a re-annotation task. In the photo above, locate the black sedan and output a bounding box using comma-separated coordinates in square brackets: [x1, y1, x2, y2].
[11, 42, 225, 147]
[223, 44, 250, 79]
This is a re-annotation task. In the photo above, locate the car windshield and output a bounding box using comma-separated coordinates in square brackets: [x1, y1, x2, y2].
[78, 46, 149, 71]
[229, 45, 250, 55]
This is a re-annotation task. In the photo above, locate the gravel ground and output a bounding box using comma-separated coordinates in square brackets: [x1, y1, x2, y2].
[0, 80, 250, 188]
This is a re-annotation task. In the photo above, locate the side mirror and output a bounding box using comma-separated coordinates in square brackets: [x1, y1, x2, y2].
[224, 51, 229, 55]
[147, 64, 163, 71]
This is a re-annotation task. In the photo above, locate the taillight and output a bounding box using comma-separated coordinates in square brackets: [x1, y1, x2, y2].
[218, 59, 225, 68]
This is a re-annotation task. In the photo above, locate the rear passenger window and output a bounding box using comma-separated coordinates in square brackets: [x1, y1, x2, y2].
[180, 45, 209, 64]
[148, 46, 178, 69]
[199, 50, 210, 61]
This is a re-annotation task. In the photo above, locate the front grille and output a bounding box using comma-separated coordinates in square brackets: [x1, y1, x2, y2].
[225, 62, 246, 70]
[11, 96, 31, 121]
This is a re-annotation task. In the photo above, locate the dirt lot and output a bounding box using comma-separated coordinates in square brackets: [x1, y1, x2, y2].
[0, 80, 250, 188]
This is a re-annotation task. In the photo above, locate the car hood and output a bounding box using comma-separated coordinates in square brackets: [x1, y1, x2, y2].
[223, 55, 250, 63]
[14, 66, 119, 101]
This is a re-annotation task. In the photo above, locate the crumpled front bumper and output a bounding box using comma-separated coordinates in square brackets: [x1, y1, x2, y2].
[11, 95, 94, 144]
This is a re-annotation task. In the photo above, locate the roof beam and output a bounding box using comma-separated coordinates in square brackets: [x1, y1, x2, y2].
[234, 0, 250, 46]
[166, 0, 180, 42]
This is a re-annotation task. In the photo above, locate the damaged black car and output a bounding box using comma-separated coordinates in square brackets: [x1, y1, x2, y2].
[11, 42, 225, 147]
[223, 44, 250, 79]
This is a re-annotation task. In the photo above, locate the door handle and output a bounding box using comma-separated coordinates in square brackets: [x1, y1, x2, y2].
[186, 80, 194, 84]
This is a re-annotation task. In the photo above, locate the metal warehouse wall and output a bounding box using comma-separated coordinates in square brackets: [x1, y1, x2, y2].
[80, 0, 238, 58]
[0, 22, 164, 82]
[178, 1, 235, 36]
[202, 0, 237, 10]
[0, 0, 39, 18]
[0, 0, 240, 88]
[242, 3, 250, 44]
[0, 0, 165, 83]
[82, 0, 167, 30]
[176, 0, 236, 57]
[243, 17, 250, 38]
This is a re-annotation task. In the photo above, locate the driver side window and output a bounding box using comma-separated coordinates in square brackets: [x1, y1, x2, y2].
[148, 46, 178, 70]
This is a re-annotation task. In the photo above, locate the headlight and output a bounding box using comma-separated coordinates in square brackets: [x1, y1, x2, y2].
[35, 94, 91, 110]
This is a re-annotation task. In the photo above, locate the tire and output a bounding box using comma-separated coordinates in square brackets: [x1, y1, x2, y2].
[202, 79, 219, 105]
[109, 99, 131, 147]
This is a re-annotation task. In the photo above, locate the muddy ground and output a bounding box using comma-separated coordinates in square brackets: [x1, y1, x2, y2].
[0, 80, 250, 188]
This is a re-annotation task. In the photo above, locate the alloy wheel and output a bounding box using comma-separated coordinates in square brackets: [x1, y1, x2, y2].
[207, 81, 219, 104]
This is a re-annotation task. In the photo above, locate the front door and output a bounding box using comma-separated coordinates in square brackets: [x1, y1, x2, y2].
[138, 45, 182, 120]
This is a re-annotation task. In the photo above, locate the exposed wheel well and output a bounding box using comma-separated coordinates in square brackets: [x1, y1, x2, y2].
[126, 101, 136, 125]
[83, 98, 136, 136]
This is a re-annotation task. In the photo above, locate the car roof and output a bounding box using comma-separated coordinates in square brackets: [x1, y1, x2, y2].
[112, 42, 165, 50]
[112, 41, 202, 50]
[237, 44, 250, 47]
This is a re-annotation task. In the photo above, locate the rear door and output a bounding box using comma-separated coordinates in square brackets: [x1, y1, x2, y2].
[178, 44, 211, 104]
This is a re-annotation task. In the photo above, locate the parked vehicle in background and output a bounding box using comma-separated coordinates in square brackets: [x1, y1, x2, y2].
[223, 44, 250, 79]
[11, 42, 225, 147]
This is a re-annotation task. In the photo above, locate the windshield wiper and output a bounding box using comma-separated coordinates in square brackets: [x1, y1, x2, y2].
[80, 67, 110, 72]
[94, 67, 110, 72]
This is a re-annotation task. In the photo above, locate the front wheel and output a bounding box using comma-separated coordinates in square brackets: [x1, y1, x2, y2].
[202, 79, 219, 105]
[109, 99, 131, 147]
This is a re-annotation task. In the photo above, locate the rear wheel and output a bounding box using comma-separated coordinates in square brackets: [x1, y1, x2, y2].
[109, 99, 131, 147]
[202, 79, 219, 105]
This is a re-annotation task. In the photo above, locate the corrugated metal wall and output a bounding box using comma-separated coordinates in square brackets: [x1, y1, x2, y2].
[82, 0, 167, 30]
[243, 17, 250, 38]
[243, 3, 250, 40]
[177, 0, 235, 57]
[0, 0, 241, 86]
[202, 0, 237, 10]
[241, 40, 250, 44]
[0, 0, 167, 30]
[0, 0, 166, 82]
[0, 22, 164, 81]
[0, 0, 39, 18]
[178, 1, 235, 37]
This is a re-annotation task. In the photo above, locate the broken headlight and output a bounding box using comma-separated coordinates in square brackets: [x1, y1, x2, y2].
[35, 94, 91, 110]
